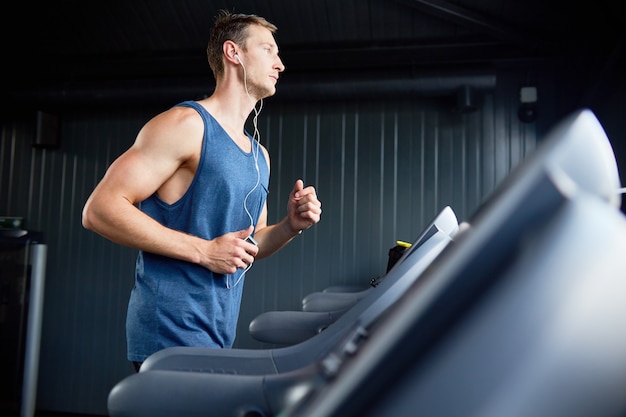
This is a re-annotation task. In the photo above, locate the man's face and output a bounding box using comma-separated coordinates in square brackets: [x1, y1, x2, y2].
[239, 24, 285, 100]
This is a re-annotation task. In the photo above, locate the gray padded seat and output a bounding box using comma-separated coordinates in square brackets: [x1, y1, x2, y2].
[300, 287, 370, 313]
[300, 244, 415, 313]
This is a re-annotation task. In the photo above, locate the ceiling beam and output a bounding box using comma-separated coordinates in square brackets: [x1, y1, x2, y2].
[395, 0, 539, 49]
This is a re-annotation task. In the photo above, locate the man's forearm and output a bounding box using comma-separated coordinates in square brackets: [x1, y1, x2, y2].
[82, 199, 205, 265]
[254, 217, 301, 259]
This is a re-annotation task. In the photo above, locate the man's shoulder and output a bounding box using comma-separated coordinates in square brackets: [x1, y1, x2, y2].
[148, 103, 205, 132]
[137, 104, 205, 159]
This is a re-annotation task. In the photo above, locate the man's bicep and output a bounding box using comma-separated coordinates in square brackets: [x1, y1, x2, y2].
[98, 146, 180, 205]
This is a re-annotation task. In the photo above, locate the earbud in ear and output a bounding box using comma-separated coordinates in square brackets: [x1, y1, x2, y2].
[234, 54, 241, 63]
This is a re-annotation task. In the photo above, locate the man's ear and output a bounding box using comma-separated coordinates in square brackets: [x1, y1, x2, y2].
[223, 40, 239, 64]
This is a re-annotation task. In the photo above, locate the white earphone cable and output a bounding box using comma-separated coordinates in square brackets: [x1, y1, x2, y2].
[227, 56, 263, 289]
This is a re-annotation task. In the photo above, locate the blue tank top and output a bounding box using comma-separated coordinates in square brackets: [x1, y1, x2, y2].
[126, 100, 269, 362]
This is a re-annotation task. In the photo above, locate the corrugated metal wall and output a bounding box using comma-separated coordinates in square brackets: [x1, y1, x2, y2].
[0, 70, 548, 415]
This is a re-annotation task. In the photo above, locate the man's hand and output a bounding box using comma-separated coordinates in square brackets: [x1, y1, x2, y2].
[287, 179, 322, 234]
[202, 226, 259, 274]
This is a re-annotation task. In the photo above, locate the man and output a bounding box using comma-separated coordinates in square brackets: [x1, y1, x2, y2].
[82, 10, 322, 371]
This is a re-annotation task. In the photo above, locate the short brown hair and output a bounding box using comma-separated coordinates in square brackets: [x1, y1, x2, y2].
[207, 10, 277, 80]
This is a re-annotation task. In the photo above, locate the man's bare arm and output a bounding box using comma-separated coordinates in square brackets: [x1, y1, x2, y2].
[82, 107, 258, 273]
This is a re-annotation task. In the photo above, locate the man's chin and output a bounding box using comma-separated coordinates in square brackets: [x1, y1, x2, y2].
[263, 86, 277, 98]
[253, 84, 277, 101]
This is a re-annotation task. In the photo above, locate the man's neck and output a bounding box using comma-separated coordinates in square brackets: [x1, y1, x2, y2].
[203, 84, 257, 131]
